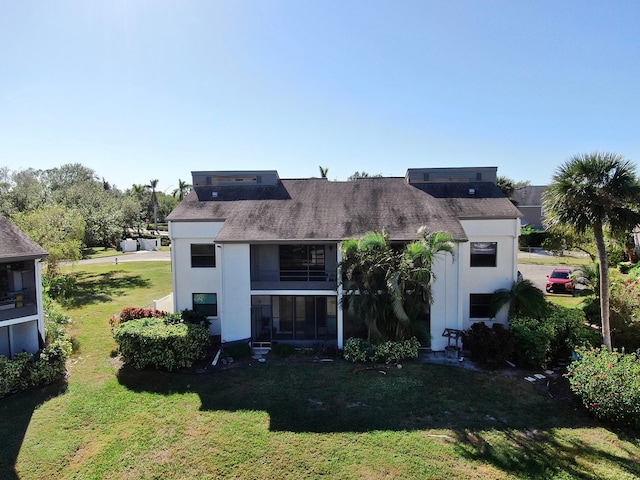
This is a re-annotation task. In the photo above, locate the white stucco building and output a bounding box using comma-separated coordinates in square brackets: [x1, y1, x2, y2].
[0, 215, 48, 357]
[167, 167, 521, 351]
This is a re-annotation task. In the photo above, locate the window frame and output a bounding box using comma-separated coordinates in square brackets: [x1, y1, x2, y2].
[192, 293, 218, 317]
[470, 242, 497, 267]
[469, 293, 493, 318]
[191, 243, 216, 268]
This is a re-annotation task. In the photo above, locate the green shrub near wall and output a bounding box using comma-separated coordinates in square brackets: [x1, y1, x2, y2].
[343, 337, 420, 363]
[0, 344, 68, 398]
[113, 318, 210, 370]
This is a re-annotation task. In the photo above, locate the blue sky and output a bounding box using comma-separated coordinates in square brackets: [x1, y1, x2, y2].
[1, 1, 639, 191]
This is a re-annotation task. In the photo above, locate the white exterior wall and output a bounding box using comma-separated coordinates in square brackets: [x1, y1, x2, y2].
[429, 247, 460, 351]
[219, 244, 251, 343]
[458, 218, 520, 330]
[169, 221, 224, 335]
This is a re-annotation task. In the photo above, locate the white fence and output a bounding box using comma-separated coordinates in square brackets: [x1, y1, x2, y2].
[153, 293, 174, 313]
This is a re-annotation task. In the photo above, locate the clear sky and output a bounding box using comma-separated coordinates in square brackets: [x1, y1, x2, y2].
[1, 1, 639, 191]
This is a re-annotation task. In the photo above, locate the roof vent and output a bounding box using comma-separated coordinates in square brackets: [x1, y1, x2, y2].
[212, 191, 218, 198]
[468, 188, 476, 195]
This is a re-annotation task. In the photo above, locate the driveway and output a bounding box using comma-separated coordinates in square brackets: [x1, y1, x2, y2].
[68, 250, 171, 266]
[517, 250, 585, 294]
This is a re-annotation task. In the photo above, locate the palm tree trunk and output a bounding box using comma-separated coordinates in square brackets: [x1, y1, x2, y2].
[594, 221, 612, 351]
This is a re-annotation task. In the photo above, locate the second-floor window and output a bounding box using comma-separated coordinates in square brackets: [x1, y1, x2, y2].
[470, 242, 497, 267]
[191, 244, 216, 267]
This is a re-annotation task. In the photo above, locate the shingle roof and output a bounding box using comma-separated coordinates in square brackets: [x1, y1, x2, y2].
[167, 177, 521, 242]
[0, 215, 48, 261]
[513, 185, 546, 206]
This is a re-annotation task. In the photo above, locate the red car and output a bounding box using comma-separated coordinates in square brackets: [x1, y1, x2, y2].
[546, 268, 574, 294]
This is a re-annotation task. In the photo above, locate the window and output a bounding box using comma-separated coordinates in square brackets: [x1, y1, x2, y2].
[191, 244, 215, 267]
[193, 293, 217, 316]
[470, 242, 497, 267]
[470, 294, 493, 318]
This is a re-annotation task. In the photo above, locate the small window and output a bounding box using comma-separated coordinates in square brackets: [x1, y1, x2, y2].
[470, 242, 497, 267]
[191, 244, 215, 267]
[193, 293, 217, 316]
[470, 294, 493, 318]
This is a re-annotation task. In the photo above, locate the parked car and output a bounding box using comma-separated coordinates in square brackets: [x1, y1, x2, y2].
[545, 268, 574, 294]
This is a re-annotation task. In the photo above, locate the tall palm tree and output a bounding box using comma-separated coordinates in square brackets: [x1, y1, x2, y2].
[172, 179, 192, 201]
[146, 179, 159, 231]
[543, 152, 640, 351]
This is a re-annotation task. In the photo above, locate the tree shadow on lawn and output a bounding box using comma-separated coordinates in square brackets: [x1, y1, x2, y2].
[60, 270, 150, 308]
[117, 361, 639, 479]
[0, 379, 68, 480]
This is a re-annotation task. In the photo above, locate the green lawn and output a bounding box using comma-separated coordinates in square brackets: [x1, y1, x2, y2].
[1, 261, 639, 479]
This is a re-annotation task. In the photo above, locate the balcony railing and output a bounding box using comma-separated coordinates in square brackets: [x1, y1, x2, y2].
[251, 269, 337, 291]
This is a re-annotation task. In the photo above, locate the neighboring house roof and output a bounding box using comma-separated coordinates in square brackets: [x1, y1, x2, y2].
[0, 215, 48, 261]
[167, 176, 521, 243]
[513, 185, 546, 207]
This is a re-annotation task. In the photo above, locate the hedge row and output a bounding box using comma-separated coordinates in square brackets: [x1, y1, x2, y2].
[0, 343, 68, 398]
[113, 317, 210, 371]
[343, 337, 421, 363]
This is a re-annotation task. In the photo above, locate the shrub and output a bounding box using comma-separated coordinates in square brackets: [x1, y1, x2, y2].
[270, 343, 297, 358]
[46, 274, 78, 300]
[0, 345, 68, 398]
[178, 309, 210, 326]
[343, 338, 371, 363]
[566, 347, 640, 428]
[609, 280, 640, 351]
[113, 318, 210, 371]
[463, 322, 515, 369]
[343, 337, 420, 363]
[111, 306, 166, 329]
[510, 317, 553, 369]
[224, 341, 251, 359]
[619, 262, 633, 274]
[119, 306, 166, 322]
[510, 306, 599, 369]
[371, 337, 420, 363]
[628, 264, 640, 282]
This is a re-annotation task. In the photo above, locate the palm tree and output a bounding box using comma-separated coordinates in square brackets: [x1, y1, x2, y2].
[341, 228, 454, 342]
[490, 279, 548, 320]
[318, 166, 329, 178]
[146, 179, 159, 231]
[543, 152, 640, 351]
[172, 179, 192, 201]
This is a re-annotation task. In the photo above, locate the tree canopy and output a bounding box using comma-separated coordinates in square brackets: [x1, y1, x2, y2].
[543, 151, 640, 350]
[340, 228, 454, 343]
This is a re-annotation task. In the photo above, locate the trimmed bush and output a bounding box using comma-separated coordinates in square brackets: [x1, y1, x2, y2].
[566, 347, 640, 428]
[343, 337, 420, 363]
[0, 345, 68, 398]
[510, 306, 598, 369]
[110, 306, 166, 330]
[343, 338, 372, 362]
[463, 322, 515, 369]
[510, 317, 553, 369]
[119, 306, 166, 322]
[113, 318, 210, 371]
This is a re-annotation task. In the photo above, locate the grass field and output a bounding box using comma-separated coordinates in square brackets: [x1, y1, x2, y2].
[1, 261, 638, 479]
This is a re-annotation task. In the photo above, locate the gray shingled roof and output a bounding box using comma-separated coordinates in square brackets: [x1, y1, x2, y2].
[0, 215, 48, 261]
[513, 185, 546, 206]
[167, 177, 521, 242]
